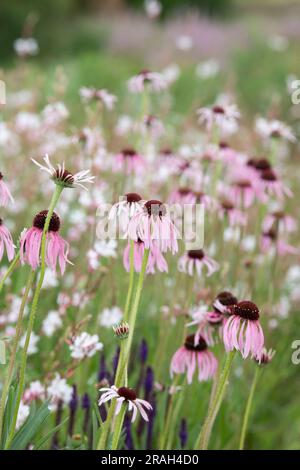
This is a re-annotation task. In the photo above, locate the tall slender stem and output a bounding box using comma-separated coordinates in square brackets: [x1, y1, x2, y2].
[123, 240, 135, 323]
[97, 249, 149, 450]
[195, 350, 235, 450]
[239, 367, 261, 450]
[0, 252, 20, 293]
[0, 270, 35, 444]
[111, 406, 126, 450]
[5, 185, 63, 449]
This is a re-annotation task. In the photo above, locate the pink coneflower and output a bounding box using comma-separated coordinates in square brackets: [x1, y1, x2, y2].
[260, 229, 298, 256]
[229, 165, 262, 208]
[188, 306, 223, 346]
[20, 211, 70, 274]
[178, 250, 219, 277]
[98, 386, 152, 423]
[79, 87, 117, 110]
[197, 103, 240, 135]
[128, 200, 178, 253]
[218, 142, 243, 165]
[254, 347, 275, 366]
[218, 198, 247, 226]
[109, 193, 143, 233]
[263, 210, 297, 234]
[223, 301, 264, 359]
[138, 115, 165, 139]
[213, 291, 238, 314]
[0, 219, 15, 262]
[0, 173, 14, 207]
[169, 187, 214, 211]
[113, 148, 145, 175]
[123, 240, 168, 274]
[128, 70, 167, 93]
[255, 117, 295, 142]
[31, 154, 94, 190]
[259, 169, 292, 199]
[170, 334, 218, 383]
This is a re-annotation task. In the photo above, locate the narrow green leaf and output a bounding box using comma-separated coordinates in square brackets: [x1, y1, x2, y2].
[34, 416, 69, 450]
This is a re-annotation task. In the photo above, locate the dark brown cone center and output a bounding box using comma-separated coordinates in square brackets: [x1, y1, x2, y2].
[234, 301, 259, 321]
[117, 387, 137, 401]
[125, 192, 142, 204]
[33, 210, 60, 232]
[184, 334, 207, 352]
[145, 199, 166, 217]
[187, 249, 205, 260]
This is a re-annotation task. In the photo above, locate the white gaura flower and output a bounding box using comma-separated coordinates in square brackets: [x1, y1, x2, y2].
[99, 386, 152, 423]
[99, 306, 123, 328]
[42, 102, 69, 127]
[161, 63, 181, 86]
[175, 35, 194, 51]
[69, 332, 103, 360]
[145, 0, 162, 19]
[196, 59, 220, 80]
[20, 331, 39, 355]
[255, 117, 295, 142]
[31, 154, 95, 190]
[47, 374, 73, 411]
[42, 310, 63, 337]
[14, 38, 39, 57]
[23, 381, 45, 403]
[16, 401, 30, 430]
[94, 239, 118, 258]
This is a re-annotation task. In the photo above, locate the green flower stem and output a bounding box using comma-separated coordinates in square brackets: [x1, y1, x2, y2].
[97, 249, 149, 450]
[123, 240, 135, 323]
[195, 350, 236, 450]
[0, 252, 20, 293]
[0, 269, 35, 445]
[239, 367, 261, 450]
[111, 406, 126, 450]
[5, 185, 63, 449]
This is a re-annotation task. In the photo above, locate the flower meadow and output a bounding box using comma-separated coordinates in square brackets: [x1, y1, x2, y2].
[0, 4, 300, 453]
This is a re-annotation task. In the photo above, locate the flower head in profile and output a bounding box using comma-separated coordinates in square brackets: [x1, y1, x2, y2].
[255, 117, 295, 142]
[170, 334, 218, 383]
[0, 173, 14, 207]
[197, 102, 240, 135]
[178, 249, 219, 277]
[112, 149, 145, 175]
[109, 193, 144, 234]
[123, 239, 168, 274]
[31, 154, 94, 190]
[0, 219, 15, 262]
[20, 210, 71, 274]
[98, 385, 152, 423]
[223, 301, 264, 359]
[79, 87, 117, 110]
[128, 70, 167, 93]
[254, 347, 275, 366]
[128, 199, 179, 253]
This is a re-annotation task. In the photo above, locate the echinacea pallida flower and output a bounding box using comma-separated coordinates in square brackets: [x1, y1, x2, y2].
[223, 301, 264, 359]
[31, 154, 94, 190]
[20, 210, 71, 274]
[170, 334, 218, 383]
[0, 173, 14, 207]
[0, 219, 15, 262]
[128, 199, 179, 254]
[98, 386, 152, 423]
[178, 249, 219, 277]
